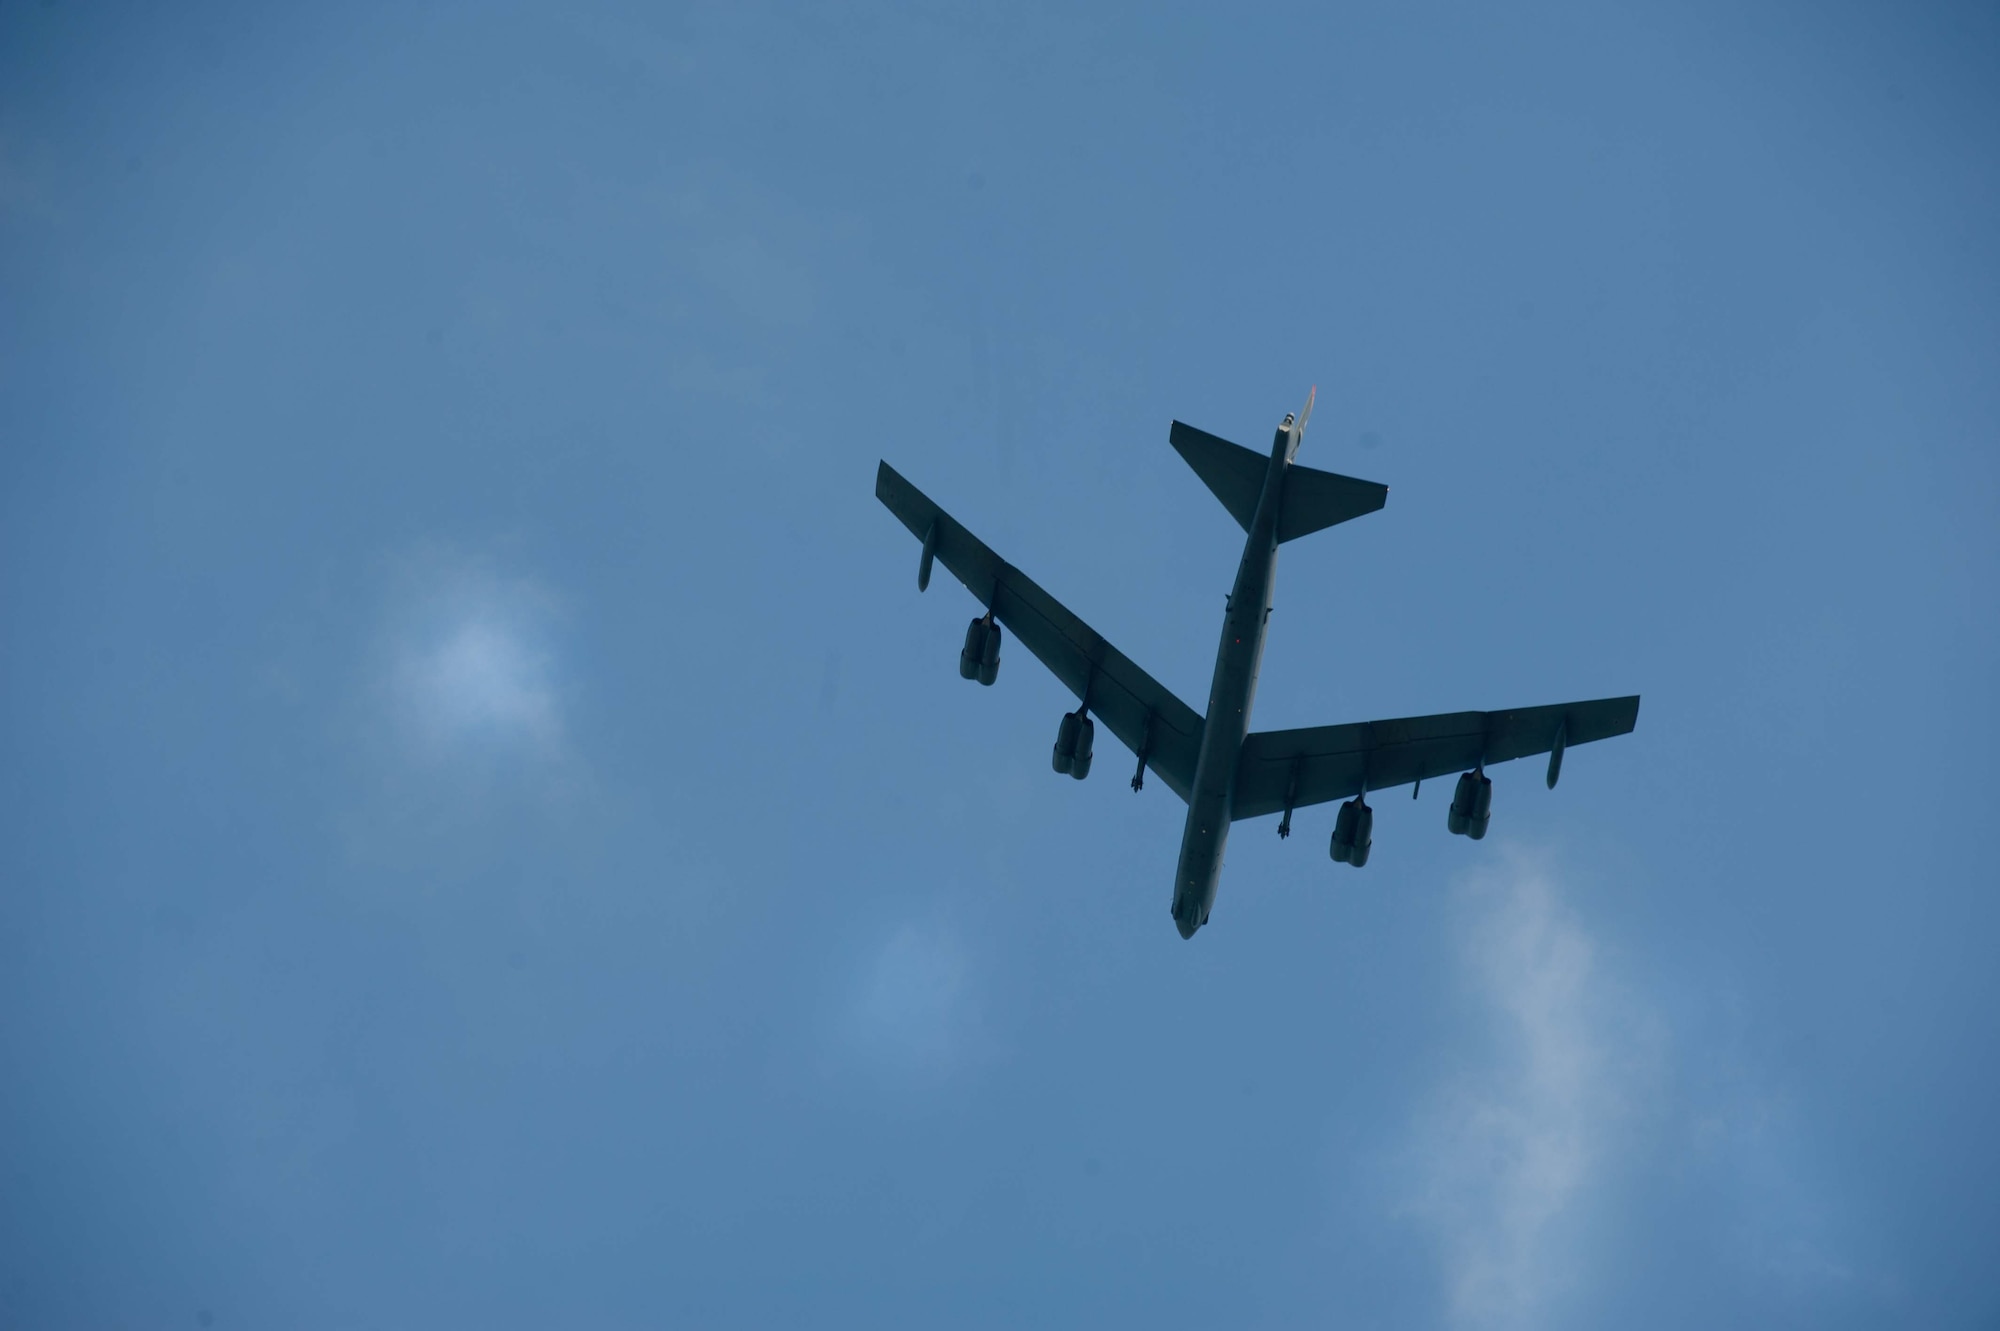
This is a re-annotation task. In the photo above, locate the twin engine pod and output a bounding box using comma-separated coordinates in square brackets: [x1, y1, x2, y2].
[958, 616, 1001, 686]
[1447, 771, 1493, 839]
[1051, 708, 1094, 779]
[1330, 798, 1373, 867]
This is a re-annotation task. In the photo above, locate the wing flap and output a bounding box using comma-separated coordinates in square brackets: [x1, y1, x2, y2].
[1233, 694, 1639, 821]
[876, 461, 1205, 802]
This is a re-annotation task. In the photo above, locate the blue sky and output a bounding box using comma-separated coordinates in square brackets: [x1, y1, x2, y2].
[3, 1, 1996, 1326]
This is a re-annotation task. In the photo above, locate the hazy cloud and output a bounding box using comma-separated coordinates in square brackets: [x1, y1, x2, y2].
[695, 231, 817, 329]
[842, 921, 975, 1074]
[331, 547, 590, 876]
[381, 550, 567, 758]
[1404, 850, 1649, 1329]
[396, 616, 560, 748]
[1394, 850, 1884, 1327]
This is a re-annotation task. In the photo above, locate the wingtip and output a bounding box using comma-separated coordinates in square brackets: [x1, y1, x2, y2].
[873, 459, 900, 501]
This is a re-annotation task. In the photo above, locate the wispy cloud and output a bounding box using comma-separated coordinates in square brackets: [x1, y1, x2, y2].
[1396, 849, 1884, 1326]
[840, 921, 976, 1076]
[1402, 849, 1651, 1329]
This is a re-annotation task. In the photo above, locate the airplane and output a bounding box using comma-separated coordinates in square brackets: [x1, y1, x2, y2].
[875, 389, 1639, 939]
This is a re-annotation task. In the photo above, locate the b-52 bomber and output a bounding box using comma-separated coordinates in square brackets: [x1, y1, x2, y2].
[875, 390, 1639, 939]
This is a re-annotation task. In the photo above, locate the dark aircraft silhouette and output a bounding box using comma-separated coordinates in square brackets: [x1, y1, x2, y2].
[876, 390, 1639, 939]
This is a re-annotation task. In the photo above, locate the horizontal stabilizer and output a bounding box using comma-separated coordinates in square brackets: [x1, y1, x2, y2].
[1277, 464, 1387, 543]
[1169, 422, 1266, 533]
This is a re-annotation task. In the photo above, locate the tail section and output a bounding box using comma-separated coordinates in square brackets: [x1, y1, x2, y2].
[1277, 463, 1387, 542]
[1169, 421, 1267, 532]
[1169, 391, 1389, 542]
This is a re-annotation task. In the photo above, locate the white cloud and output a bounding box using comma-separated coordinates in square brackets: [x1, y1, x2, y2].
[397, 616, 560, 747]
[1392, 849, 1884, 1326]
[381, 553, 567, 758]
[331, 548, 591, 876]
[1403, 850, 1648, 1329]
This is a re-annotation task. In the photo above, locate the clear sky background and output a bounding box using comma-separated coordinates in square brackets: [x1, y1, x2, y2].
[3, 1, 1997, 1327]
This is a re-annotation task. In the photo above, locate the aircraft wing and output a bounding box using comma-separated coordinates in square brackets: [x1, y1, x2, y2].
[1231, 695, 1640, 821]
[876, 461, 1205, 802]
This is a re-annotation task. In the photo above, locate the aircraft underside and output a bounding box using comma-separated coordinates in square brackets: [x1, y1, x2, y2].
[877, 391, 1639, 939]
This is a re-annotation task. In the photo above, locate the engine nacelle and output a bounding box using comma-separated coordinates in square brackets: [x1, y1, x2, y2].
[1052, 711, 1080, 773]
[959, 618, 986, 679]
[1330, 798, 1373, 866]
[1051, 709, 1094, 778]
[1447, 771, 1492, 839]
[977, 619, 1001, 686]
[959, 617, 1002, 685]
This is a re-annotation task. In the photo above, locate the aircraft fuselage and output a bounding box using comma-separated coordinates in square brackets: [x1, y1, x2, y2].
[1171, 417, 1302, 938]
[877, 393, 1638, 942]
